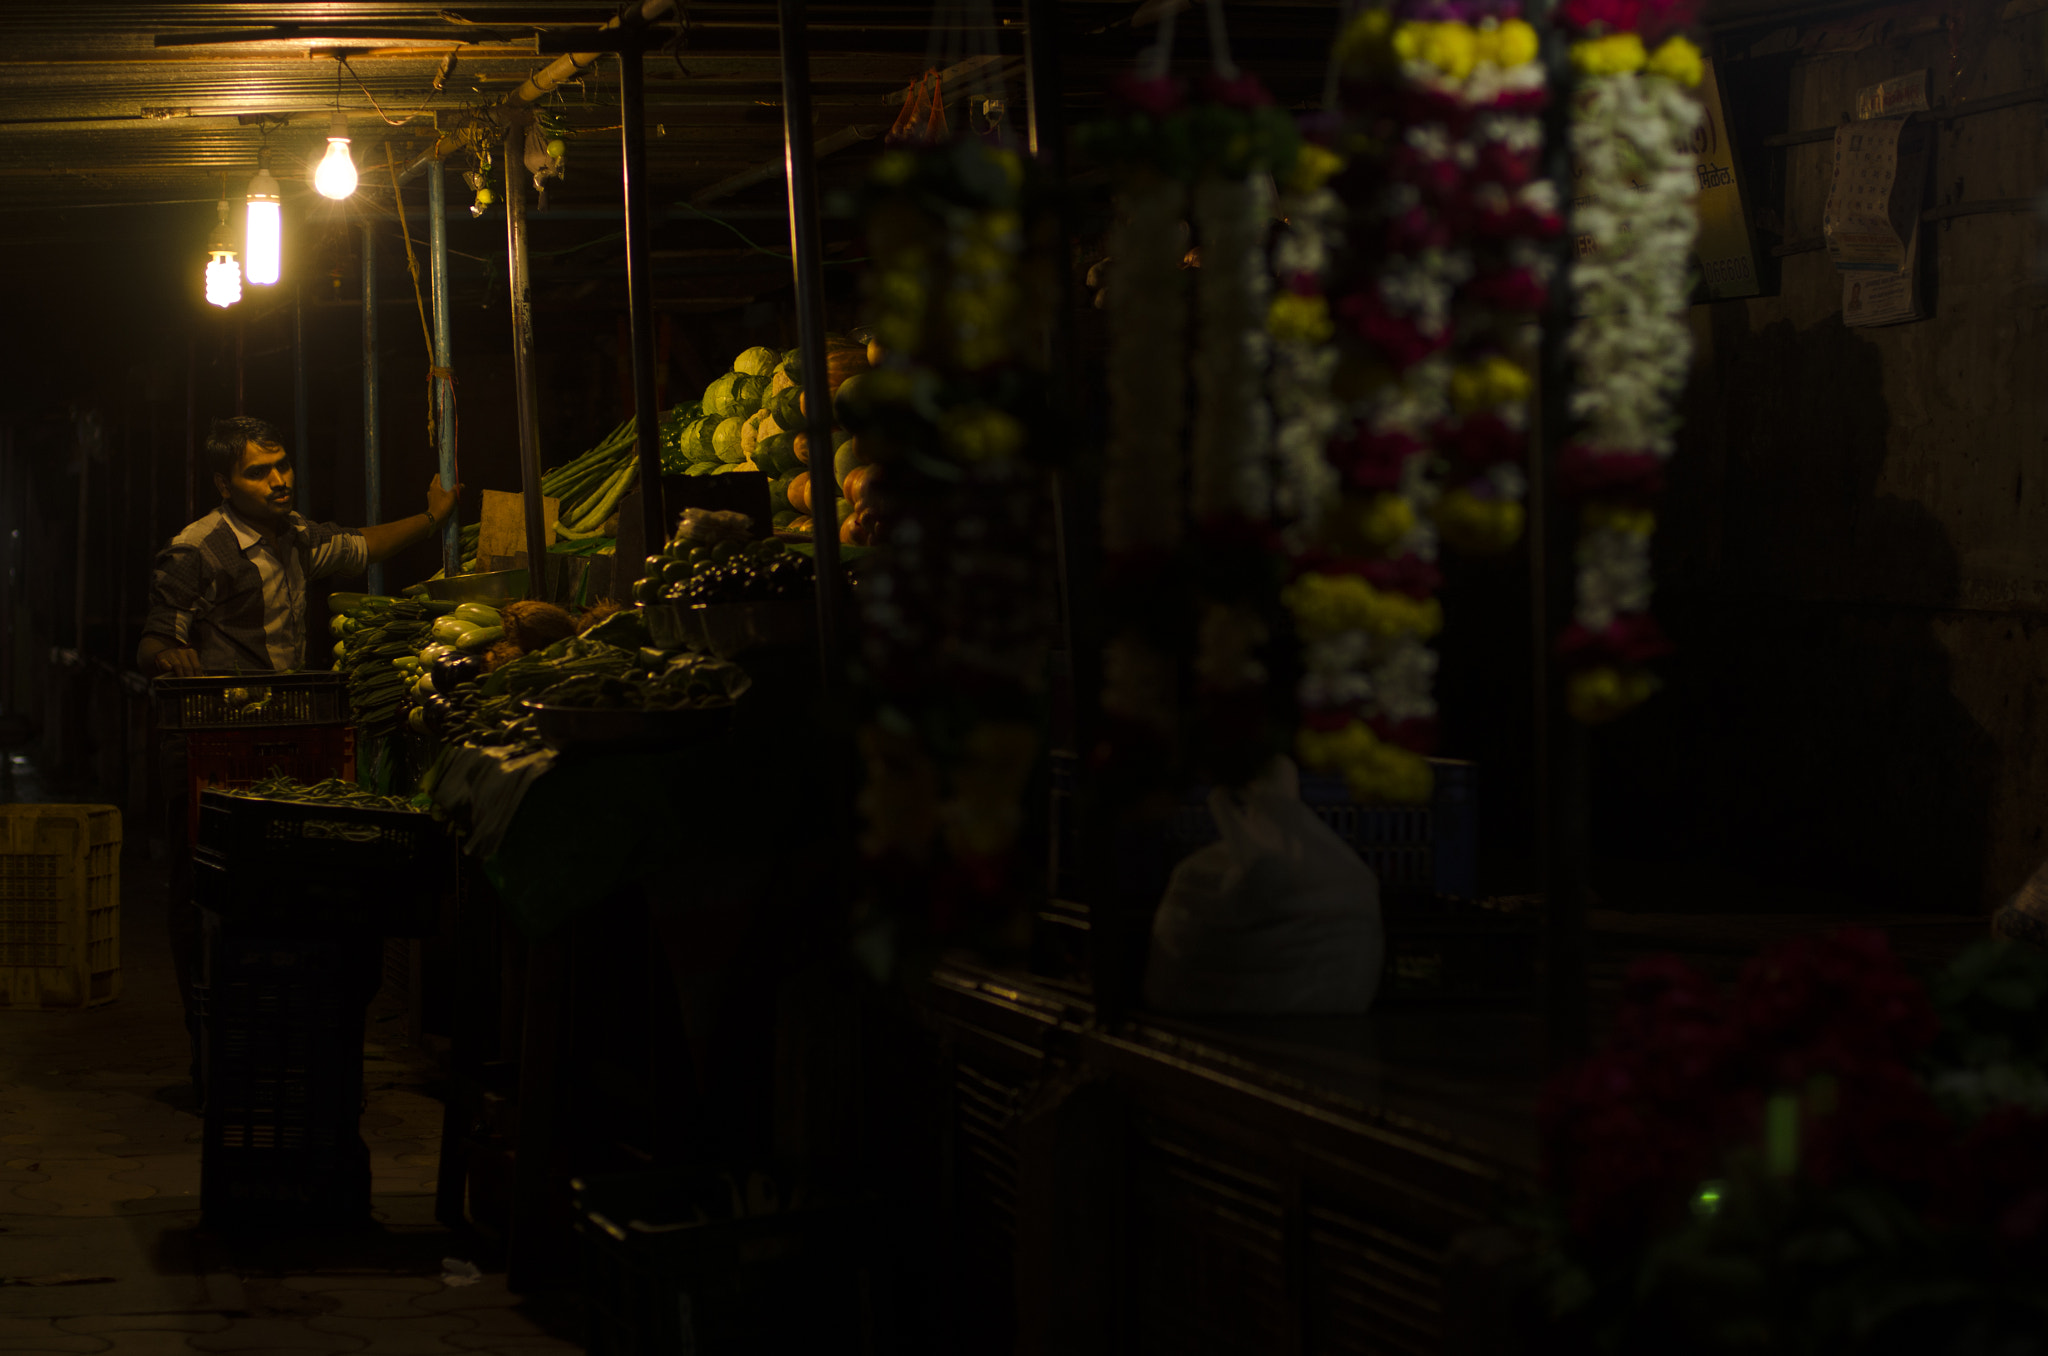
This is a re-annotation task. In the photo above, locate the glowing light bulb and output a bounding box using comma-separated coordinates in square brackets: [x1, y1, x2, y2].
[244, 157, 282, 285]
[203, 197, 240, 307]
[205, 253, 242, 307]
[314, 114, 356, 200]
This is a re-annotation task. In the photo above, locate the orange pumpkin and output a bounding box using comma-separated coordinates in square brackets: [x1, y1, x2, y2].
[787, 471, 813, 515]
[841, 463, 876, 509]
[825, 345, 870, 395]
[793, 432, 809, 464]
[786, 515, 812, 535]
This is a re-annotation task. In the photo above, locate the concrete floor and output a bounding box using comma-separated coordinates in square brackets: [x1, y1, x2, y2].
[0, 839, 587, 1355]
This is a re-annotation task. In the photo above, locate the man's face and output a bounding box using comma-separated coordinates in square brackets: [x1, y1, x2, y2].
[215, 440, 294, 526]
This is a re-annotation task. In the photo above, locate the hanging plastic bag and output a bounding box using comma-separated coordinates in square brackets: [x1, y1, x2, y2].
[1143, 757, 1384, 1015]
[922, 69, 949, 143]
[887, 71, 933, 145]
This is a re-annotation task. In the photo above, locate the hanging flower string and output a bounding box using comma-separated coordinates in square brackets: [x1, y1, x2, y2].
[1557, 3, 1703, 722]
[1081, 53, 1302, 785]
[1290, 6, 1554, 805]
[844, 139, 1058, 938]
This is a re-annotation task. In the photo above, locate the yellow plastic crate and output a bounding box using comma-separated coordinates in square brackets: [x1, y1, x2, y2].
[0, 805, 121, 1009]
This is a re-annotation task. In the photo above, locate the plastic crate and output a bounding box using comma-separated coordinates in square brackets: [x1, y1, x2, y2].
[193, 789, 452, 937]
[153, 672, 349, 731]
[573, 1167, 883, 1356]
[1167, 759, 1478, 900]
[184, 724, 356, 845]
[0, 805, 120, 1009]
[197, 915, 376, 1224]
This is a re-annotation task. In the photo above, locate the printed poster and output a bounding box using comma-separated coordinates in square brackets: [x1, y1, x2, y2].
[1691, 59, 1763, 300]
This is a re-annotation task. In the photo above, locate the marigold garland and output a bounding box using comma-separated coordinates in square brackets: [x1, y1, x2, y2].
[1293, 3, 1555, 804]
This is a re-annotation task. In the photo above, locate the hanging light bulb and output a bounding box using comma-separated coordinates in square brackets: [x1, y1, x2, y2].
[244, 149, 282, 285]
[203, 193, 240, 308]
[314, 110, 357, 200]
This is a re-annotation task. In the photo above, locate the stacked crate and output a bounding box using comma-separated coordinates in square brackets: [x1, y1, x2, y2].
[0, 805, 120, 1010]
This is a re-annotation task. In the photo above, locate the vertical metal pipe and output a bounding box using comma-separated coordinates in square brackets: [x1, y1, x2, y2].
[428, 160, 461, 578]
[1536, 9, 1587, 1065]
[362, 225, 384, 598]
[505, 125, 549, 600]
[294, 284, 309, 518]
[185, 336, 198, 522]
[73, 441, 89, 654]
[115, 417, 130, 663]
[776, 0, 844, 682]
[0, 426, 15, 716]
[620, 45, 665, 565]
[1023, 0, 1063, 176]
[294, 282, 310, 519]
[235, 313, 246, 416]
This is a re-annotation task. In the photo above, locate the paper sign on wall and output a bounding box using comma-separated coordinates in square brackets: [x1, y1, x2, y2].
[1831, 70, 1931, 327]
[1692, 59, 1764, 300]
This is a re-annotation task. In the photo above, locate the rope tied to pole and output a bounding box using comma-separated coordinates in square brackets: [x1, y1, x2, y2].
[385, 144, 442, 449]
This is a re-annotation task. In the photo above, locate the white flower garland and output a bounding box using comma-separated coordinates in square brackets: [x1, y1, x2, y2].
[1191, 172, 1275, 522]
[1269, 180, 1344, 536]
[1558, 31, 1703, 722]
[1569, 70, 1699, 457]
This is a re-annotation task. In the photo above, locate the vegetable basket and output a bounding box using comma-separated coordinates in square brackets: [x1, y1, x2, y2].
[194, 789, 454, 936]
[153, 671, 348, 730]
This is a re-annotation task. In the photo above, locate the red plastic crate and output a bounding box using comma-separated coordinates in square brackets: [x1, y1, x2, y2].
[186, 725, 356, 845]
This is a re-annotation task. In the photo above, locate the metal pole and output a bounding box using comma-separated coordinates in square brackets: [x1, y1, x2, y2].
[505, 124, 549, 600]
[620, 43, 666, 570]
[362, 224, 384, 598]
[428, 160, 461, 578]
[294, 282, 310, 518]
[0, 426, 14, 715]
[73, 443, 88, 654]
[1537, 9, 1587, 1065]
[185, 336, 198, 521]
[776, 0, 844, 683]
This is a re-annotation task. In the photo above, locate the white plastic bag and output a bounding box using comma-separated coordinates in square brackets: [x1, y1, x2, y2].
[1143, 757, 1384, 1015]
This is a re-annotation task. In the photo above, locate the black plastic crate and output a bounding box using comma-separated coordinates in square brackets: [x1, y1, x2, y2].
[194, 789, 454, 937]
[573, 1166, 886, 1356]
[197, 917, 378, 1223]
[153, 672, 349, 730]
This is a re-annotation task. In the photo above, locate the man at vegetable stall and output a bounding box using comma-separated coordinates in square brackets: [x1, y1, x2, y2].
[136, 414, 461, 1099]
[136, 415, 462, 676]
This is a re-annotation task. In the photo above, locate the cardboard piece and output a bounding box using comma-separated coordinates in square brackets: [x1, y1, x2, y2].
[478, 489, 560, 565]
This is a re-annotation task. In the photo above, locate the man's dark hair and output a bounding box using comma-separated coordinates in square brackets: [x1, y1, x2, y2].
[203, 416, 286, 483]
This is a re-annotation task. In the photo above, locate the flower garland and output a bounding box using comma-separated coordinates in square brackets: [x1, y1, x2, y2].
[1292, 5, 1554, 805]
[1557, 7, 1703, 722]
[1081, 64, 1302, 786]
[1269, 143, 1346, 539]
[843, 138, 1057, 940]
